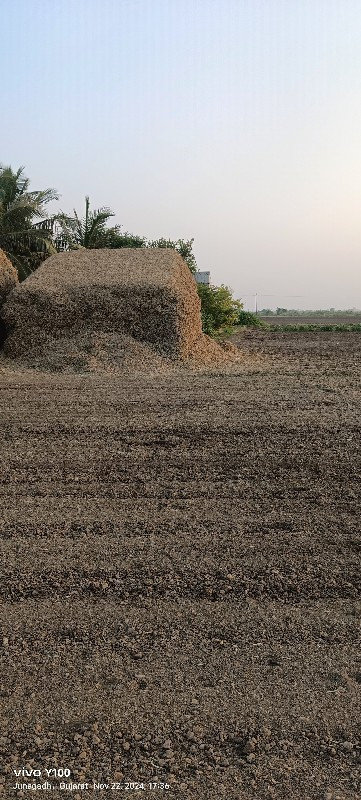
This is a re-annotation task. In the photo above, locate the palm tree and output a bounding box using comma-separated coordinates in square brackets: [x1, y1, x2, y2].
[0, 164, 59, 280]
[54, 196, 117, 251]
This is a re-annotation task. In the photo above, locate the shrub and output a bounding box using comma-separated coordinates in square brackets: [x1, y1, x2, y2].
[197, 283, 243, 335]
[237, 310, 265, 327]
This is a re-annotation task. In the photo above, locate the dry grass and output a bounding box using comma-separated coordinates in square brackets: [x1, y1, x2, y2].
[0, 248, 18, 307]
[1, 248, 241, 372]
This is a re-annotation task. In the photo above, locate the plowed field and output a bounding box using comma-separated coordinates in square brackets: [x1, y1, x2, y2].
[259, 315, 361, 326]
[0, 330, 360, 799]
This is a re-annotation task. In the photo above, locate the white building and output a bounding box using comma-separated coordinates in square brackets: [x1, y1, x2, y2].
[194, 271, 210, 285]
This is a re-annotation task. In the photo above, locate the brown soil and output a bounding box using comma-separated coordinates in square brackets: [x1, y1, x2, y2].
[0, 330, 360, 799]
[259, 315, 361, 326]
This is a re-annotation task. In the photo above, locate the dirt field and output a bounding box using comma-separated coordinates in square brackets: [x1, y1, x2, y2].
[259, 315, 361, 326]
[0, 330, 360, 799]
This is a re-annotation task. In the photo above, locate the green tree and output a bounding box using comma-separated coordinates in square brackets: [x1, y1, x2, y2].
[197, 283, 243, 335]
[105, 228, 147, 249]
[53, 196, 198, 272]
[0, 164, 59, 280]
[147, 237, 197, 273]
[54, 195, 119, 250]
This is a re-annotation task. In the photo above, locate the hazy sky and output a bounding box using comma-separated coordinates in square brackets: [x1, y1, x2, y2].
[2, 0, 361, 309]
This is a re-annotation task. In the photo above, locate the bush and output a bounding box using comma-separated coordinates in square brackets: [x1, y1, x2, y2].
[237, 310, 265, 327]
[106, 230, 147, 248]
[197, 283, 243, 335]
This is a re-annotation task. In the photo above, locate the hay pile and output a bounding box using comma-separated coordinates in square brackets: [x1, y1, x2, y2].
[1, 248, 240, 372]
[0, 249, 18, 307]
[0, 249, 18, 347]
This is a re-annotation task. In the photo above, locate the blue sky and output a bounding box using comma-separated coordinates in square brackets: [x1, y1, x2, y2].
[2, 0, 361, 308]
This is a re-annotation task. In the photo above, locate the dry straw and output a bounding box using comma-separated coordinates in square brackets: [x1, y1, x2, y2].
[0, 249, 18, 307]
[1, 248, 240, 372]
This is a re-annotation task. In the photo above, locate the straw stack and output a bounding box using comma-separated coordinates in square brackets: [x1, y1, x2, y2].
[0, 249, 18, 307]
[1, 248, 240, 371]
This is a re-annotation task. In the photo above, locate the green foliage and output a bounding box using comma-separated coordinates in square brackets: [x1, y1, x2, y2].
[0, 164, 58, 280]
[104, 229, 147, 248]
[268, 323, 361, 332]
[147, 237, 197, 273]
[197, 283, 243, 335]
[54, 196, 117, 250]
[237, 310, 265, 327]
[53, 199, 197, 273]
[260, 308, 361, 317]
[1, 166, 198, 281]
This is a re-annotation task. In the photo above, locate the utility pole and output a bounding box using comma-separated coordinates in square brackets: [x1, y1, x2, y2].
[254, 292, 258, 314]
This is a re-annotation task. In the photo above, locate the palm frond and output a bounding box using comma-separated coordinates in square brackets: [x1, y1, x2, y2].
[53, 197, 116, 249]
[30, 188, 59, 205]
[87, 210, 115, 243]
[0, 165, 29, 204]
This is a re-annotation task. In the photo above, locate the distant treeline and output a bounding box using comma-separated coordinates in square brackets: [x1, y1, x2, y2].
[259, 308, 361, 316]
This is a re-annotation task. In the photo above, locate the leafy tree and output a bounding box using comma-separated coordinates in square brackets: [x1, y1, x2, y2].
[147, 237, 197, 273]
[53, 201, 197, 276]
[105, 229, 147, 249]
[54, 195, 119, 250]
[197, 283, 243, 335]
[0, 164, 59, 280]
